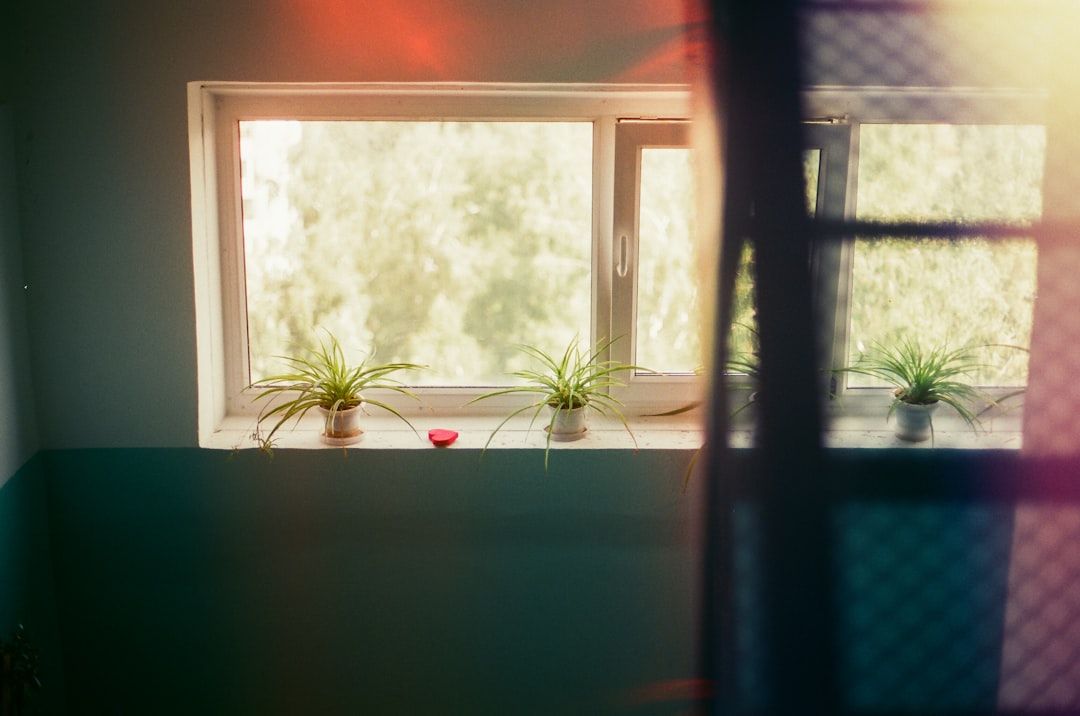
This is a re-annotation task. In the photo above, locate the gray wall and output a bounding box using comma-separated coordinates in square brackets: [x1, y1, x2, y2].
[2, 9, 62, 706]
[0, 103, 36, 480]
[10, 0, 694, 450]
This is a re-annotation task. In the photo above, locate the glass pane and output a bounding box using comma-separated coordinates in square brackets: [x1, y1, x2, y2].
[727, 149, 820, 373]
[637, 148, 700, 373]
[239, 120, 593, 385]
[850, 124, 1045, 386]
[804, 148, 820, 216]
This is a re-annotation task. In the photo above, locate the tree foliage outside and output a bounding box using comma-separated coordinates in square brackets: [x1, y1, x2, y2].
[241, 119, 708, 387]
[638, 147, 701, 372]
[241, 120, 594, 385]
[850, 124, 1044, 386]
[238, 119, 1039, 394]
[726, 126, 1041, 389]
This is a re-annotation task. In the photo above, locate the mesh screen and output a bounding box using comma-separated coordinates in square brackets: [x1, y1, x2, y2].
[801, 5, 1053, 89]
[711, 4, 1080, 714]
[721, 465, 1080, 715]
[834, 503, 1015, 712]
[804, 3, 1080, 713]
[998, 506, 1080, 710]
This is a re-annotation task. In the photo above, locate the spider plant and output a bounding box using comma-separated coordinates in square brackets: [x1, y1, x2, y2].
[248, 332, 424, 454]
[648, 322, 759, 419]
[836, 339, 995, 431]
[466, 336, 651, 469]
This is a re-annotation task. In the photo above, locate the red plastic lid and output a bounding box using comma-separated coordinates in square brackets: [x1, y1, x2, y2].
[428, 429, 459, 447]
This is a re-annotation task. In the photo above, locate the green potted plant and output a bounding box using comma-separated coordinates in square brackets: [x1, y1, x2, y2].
[836, 339, 1004, 442]
[248, 331, 424, 453]
[466, 336, 651, 469]
[0, 624, 41, 716]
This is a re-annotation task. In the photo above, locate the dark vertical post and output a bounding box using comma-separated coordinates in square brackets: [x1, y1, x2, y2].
[702, 1, 837, 714]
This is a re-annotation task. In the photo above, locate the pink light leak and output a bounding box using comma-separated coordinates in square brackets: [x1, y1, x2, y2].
[288, 1, 472, 78]
[288, 0, 700, 82]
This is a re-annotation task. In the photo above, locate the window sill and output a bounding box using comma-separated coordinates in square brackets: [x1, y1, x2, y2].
[203, 413, 707, 452]
[203, 411, 1022, 453]
[820, 413, 1023, 449]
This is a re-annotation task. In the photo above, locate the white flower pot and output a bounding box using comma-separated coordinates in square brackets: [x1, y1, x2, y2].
[547, 405, 587, 440]
[319, 404, 364, 445]
[893, 401, 939, 442]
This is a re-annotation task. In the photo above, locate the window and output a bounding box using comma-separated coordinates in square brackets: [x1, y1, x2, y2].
[803, 90, 1047, 420]
[847, 123, 1043, 388]
[189, 83, 697, 443]
[190, 83, 1044, 445]
[723, 122, 853, 400]
[611, 121, 701, 406]
[721, 96, 1045, 431]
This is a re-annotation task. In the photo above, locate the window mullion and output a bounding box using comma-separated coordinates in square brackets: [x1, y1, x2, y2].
[593, 116, 617, 368]
[610, 122, 640, 369]
[804, 122, 856, 394]
[216, 97, 252, 416]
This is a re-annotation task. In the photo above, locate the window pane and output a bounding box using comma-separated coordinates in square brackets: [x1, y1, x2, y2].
[849, 124, 1045, 386]
[804, 148, 820, 216]
[239, 120, 593, 385]
[727, 148, 820, 373]
[637, 148, 700, 373]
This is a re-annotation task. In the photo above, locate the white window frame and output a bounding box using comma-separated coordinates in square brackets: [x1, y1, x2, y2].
[610, 120, 702, 412]
[189, 82, 696, 446]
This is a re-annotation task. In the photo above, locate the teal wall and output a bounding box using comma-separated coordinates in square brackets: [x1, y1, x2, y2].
[0, 457, 66, 715]
[44, 447, 701, 715]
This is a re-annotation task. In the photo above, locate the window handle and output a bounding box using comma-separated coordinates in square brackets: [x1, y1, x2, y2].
[616, 234, 630, 277]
